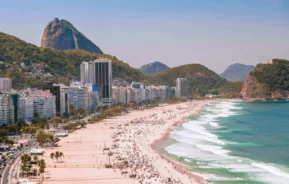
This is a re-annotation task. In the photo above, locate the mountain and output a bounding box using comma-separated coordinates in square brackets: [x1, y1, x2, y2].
[153, 64, 242, 97]
[241, 59, 289, 100]
[0, 32, 147, 89]
[41, 18, 103, 54]
[140, 61, 170, 75]
[220, 63, 254, 81]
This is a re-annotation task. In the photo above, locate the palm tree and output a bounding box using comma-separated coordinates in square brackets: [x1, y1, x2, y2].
[50, 152, 55, 162]
[59, 152, 64, 162]
[21, 154, 32, 177]
[55, 151, 60, 162]
[33, 156, 38, 163]
[37, 159, 46, 182]
[107, 152, 113, 164]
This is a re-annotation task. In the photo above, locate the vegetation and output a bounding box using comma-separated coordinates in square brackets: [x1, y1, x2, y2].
[20, 154, 46, 181]
[250, 59, 289, 92]
[63, 121, 86, 132]
[50, 151, 64, 162]
[0, 32, 148, 89]
[152, 64, 242, 97]
[36, 130, 58, 147]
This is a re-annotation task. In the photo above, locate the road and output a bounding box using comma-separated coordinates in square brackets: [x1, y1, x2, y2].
[1, 115, 91, 184]
[1, 141, 36, 184]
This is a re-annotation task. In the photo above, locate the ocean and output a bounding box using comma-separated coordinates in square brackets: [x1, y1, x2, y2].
[164, 101, 289, 184]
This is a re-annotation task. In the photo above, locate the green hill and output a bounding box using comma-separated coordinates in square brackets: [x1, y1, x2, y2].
[152, 64, 242, 97]
[241, 59, 289, 99]
[0, 32, 147, 89]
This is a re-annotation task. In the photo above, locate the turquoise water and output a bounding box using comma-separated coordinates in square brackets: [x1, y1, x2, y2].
[165, 101, 289, 184]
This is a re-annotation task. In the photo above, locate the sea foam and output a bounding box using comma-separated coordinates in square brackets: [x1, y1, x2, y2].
[166, 101, 289, 184]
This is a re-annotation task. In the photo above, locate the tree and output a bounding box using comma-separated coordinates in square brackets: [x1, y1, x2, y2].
[34, 155, 38, 161]
[107, 152, 113, 164]
[4, 138, 14, 146]
[7, 124, 19, 133]
[59, 152, 64, 162]
[50, 152, 55, 162]
[37, 159, 46, 182]
[0, 129, 9, 137]
[55, 151, 60, 162]
[36, 130, 54, 147]
[21, 154, 32, 177]
[48, 116, 63, 128]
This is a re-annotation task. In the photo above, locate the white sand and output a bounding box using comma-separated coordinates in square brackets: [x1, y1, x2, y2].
[36, 101, 212, 184]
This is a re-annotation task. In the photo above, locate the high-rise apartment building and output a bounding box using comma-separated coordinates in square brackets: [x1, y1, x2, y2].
[0, 78, 12, 92]
[32, 90, 56, 119]
[43, 82, 61, 116]
[176, 78, 189, 98]
[80, 59, 112, 106]
[19, 97, 33, 121]
[0, 94, 15, 126]
[64, 87, 99, 111]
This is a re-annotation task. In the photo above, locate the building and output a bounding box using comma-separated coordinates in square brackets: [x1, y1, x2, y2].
[112, 86, 127, 105]
[0, 94, 15, 126]
[10, 94, 19, 123]
[32, 90, 56, 119]
[43, 82, 61, 116]
[18, 97, 33, 121]
[60, 90, 69, 117]
[65, 86, 99, 112]
[176, 78, 189, 98]
[80, 59, 112, 106]
[0, 78, 12, 92]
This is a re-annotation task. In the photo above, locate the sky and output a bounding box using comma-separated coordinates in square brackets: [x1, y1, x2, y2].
[1, 0, 289, 73]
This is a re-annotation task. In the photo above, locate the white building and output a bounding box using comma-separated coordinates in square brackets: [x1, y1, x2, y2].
[0, 78, 12, 92]
[176, 78, 189, 98]
[0, 94, 14, 126]
[18, 97, 33, 121]
[112, 86, 127, 105]
[65, 87, 99, 112]
[32, 91, 56, 119]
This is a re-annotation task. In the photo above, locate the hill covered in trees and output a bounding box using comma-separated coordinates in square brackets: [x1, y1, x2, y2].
[241, 59, 289, 99]
[0, 32, 147, 89]
[0, 31, 242, 97]
[152, 64, 242, 97]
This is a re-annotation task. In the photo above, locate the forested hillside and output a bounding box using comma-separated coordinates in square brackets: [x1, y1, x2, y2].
[153, 64, 242, 97]
[241, 59, 289, 99]
[0, 32, 147, 89]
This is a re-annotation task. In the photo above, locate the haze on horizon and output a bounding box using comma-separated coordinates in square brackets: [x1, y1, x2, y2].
[1, 0, 289, 73]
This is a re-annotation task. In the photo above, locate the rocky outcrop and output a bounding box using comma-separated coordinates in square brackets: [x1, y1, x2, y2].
[241, 59, 289, 100]
[41, 18, 103, 54]
[140, 61, 170, 75]
[220, 63, 254, 81]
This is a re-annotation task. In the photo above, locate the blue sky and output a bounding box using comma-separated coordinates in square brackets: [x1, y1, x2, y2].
[1, 0, 289, 73]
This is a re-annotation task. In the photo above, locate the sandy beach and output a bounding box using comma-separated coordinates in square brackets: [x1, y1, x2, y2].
[35, 100, 213, 184]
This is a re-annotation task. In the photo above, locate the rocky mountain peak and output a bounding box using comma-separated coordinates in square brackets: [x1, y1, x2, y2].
[41, 18, 103, 54]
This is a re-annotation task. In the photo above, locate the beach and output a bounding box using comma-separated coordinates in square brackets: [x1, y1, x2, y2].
[35, 100, 212, 184]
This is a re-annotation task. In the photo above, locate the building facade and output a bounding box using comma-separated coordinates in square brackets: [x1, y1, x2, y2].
[0, 78, 12, 92]
[80, 59, 112, 106]
[176, 78, 189, 98]
[65, 87, 99, 112]
[32, 91, 56, 119]
[0, 94, 15, 126]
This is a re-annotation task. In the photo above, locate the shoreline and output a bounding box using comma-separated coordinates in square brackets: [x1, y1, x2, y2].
[30, 100, 232, 184]
[151, 99, 239, 184]
[150, 101, 208, 184]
